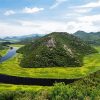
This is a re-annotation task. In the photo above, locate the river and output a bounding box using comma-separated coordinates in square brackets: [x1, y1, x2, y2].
[0, 47, 79, 86]
[0, 47, 17, 63]
[0, 45, 99, 86]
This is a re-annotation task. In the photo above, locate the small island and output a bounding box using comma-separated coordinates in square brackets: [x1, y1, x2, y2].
[10, 47, 13, 50]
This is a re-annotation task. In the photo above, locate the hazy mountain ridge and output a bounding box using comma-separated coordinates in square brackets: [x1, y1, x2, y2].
[74, 31, 100, 45]
[1, 34, 45, 43]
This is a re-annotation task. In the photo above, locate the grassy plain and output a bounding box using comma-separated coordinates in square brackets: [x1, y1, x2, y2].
[0, 83, 49, 91]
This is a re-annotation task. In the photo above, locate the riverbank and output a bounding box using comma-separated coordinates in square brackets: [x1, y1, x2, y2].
[0, 49, 8, 57]
[0, 73, 79, 86]
[0, 71, 99, 100]
[0, 47, 17, 63]
[0, 44, 23, 63]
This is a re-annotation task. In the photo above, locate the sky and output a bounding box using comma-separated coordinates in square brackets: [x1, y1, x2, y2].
[0, 0, 100, 37]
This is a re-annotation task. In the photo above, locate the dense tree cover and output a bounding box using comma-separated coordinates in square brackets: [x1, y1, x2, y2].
[1, 42, 12, 46]
[0, 42, 10, 50]
[50, 71, 100, 100]
[17, 32, 97, 68]
[0, 71, 99, 100]
[0, 44, 4, 50]
[0, 55, 1, 59]
[74, 31, 100, 45]
[0, 42, 10, 59]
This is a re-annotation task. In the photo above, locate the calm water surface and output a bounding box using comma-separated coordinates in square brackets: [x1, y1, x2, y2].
[0, 47, 17, 63]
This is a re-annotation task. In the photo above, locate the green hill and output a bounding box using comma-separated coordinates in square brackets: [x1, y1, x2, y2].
[17, 32, 97, 68]
[74, 31, 100, 45]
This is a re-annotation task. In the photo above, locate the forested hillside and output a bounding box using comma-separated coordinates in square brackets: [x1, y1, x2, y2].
[74, 31, 100, 45]
[17, 32, 97, 68]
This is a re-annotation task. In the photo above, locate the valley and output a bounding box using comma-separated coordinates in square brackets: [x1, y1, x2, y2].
[0, 33, 100, 79]
[0, 32, 100, 100]
[0, 0, 100, 99]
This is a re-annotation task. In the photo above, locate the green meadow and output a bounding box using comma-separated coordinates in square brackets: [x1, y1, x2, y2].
[0, 83, 49, 91]
[0, 49, 8, 56]
[0, 46, 100, 79]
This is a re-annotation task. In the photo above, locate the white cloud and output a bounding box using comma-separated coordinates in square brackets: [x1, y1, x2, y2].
[23, 7, 44, 14]
[50, 0, 67, 9]
[0, 20, 69, 37]
[74, 8, 92, 13]
[4, 10, 15, 16]
[17, 20, 68, 33]
[19, 21, 36, 26]
[69, 0, 100, 15]
[0, 14, 100, 37]
[70, 14, 100, 32]
[3, 7, 44, 16]
[77, 14, 100, 22]
[75, 0, 100, 8]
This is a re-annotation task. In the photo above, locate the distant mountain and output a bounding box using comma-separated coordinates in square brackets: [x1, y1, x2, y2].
[18, 34, 44, 44]
[17, 32, 97, 68]
[3, 34, 45, 43]
[74, 31, 100, 45]
[0, 38, 5, 42]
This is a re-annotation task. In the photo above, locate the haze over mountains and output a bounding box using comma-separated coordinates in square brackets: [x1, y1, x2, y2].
[0, 31, 100, 45]
[0, 34, 45, 43]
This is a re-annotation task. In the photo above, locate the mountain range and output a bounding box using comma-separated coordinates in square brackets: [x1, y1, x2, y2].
[0, 34, 45, 43]
[1, 31, 100, 45]
[74, 31, 100, 45]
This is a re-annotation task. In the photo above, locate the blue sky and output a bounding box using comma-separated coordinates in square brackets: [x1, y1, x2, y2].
[0, 0, 100, 37]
